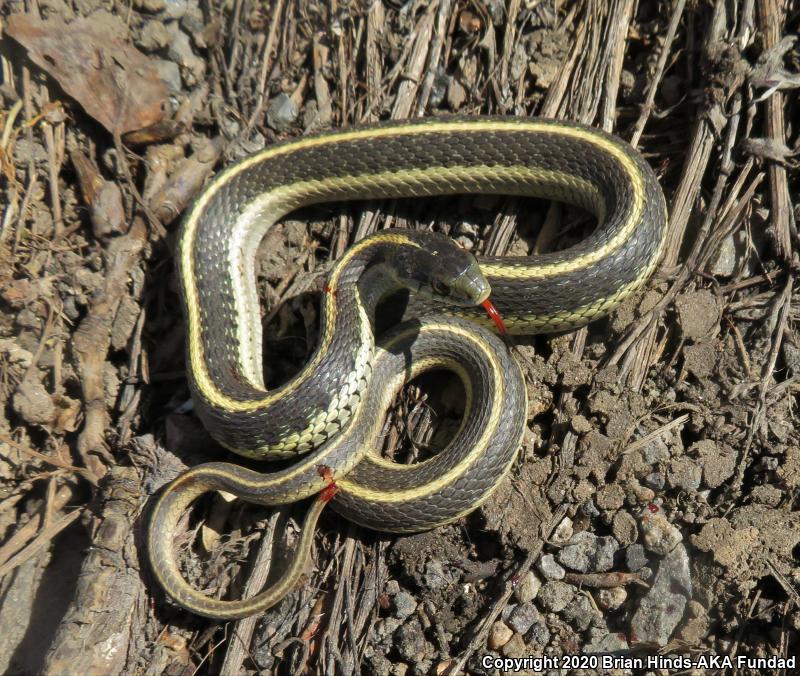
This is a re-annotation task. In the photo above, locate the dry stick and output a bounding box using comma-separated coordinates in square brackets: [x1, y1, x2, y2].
[415, 0, 453, 115]
[609, 91, 747, 369]
[0, 483, 74, 569]
[498, 0, 522, 96]
[364, 0, 385, 119]
[619, 0, 750, 389]
[220, 510, 282, 676]
[391, 4, 437, 119]
[245, 0, 286, 132]
[755, 0, 797, 259]
[321, 533, 358, 672]
[629, 0, 687, 148]
[730, 274, 793, 494]
[598, 0, 636, 131]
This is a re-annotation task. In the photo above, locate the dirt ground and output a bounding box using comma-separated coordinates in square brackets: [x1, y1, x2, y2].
[0, 0, 799, 674]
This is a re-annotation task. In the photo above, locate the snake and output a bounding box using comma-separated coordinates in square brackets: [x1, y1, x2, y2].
[147, 117, 668, 619]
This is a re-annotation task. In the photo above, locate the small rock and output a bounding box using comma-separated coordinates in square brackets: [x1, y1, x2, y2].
[134, 0, 165, 12]
[584, 630, 629, 654]
[630, 542, 692, 646]
[667, 456, 702, 492]
[761, 456, 779, 471]
[640, 505, 683, 555]
[385, 580, 400, 595]
[488, 620, 513, 650]
[750, 484, 782, 506]
[612, 511, 638, 546]
[395, 618, 430, 663]
[639, 435, 671, 465]
[166, 25, 206, 86]
[693, 440, 736, 489]
[138, 20, 171, 51]
[393, 591, 417, 620]
[501, 632, 527, 658]
[676, 599, 709, 644]
[551, 516, 574, 544]
[422, 559, 455, 591]
[675, 289, 720, 341]
[525, 616, 551, 648]
[596, 587, 627, 610]
[153, 59, 182, 94]
[581, 499, 600, 518]
[0, 339, 33, 369]
[625, 544, 648, 572]
[266, 93, 298, 132]
[596, 484, 625, 510]
[643, 471, 666, 490]
[537, 581, 574, 613]
[562, 594, 598, 632]
[557, 531, 619, 573]
[570, 414, 592, 434]
[13, 378, 56, 426]
[507, 602, 542, 635]
[537, 554, 565, 580]
[514, 571, 541, 604]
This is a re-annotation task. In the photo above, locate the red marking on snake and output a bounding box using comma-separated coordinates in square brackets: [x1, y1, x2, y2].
[324, 284, 337, 296]
[481, 298, 508, 336]
[317, 465, 338, 502]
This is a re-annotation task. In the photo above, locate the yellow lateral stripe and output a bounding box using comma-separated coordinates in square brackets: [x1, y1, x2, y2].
[180, 119, 647, 416]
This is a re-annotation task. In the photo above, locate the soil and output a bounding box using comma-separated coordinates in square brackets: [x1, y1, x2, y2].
[0, 0, 798, 675]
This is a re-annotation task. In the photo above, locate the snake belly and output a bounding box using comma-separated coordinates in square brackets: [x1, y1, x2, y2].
[149, 116, 668, 618]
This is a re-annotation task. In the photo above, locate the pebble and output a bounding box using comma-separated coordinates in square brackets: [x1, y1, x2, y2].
[266, 93, 298, 132]
[625, 543, 648, 571]
[640, 505, 683, 555]
[581, 499, 600, 518]
[761, 456, 779, 471]
[166, 25, 206, 85]
[537, 581, 574, 613]
[153, 60, 182, 94]
[138, 20, 171, 51]
[514, 571, 541, 603]
[537, 554, 565, 580]
[612, 510, 638, 546]
[596, 587, 627, 610]
[643, 471, 666, 490]
[13, 378, 55, 426]
[596, 484, 625, 510]
[422, 559, 456, 591]
[488, 620, 513, 649]
[525, 616, 551, 648]
[667, 456, 702, 492]
[583, 630, 628, 654]
[630, 542, 692, 646]
[501, 632, 527, 658]
[393, 591, 417, 620]
[551, 516, 574, 544]
[395, 618, 430, 663]
[562, 594, 597, 632]
[557, 531, 619, 573]
[639, 434, 671, 465]
[507, 602, 542, 635]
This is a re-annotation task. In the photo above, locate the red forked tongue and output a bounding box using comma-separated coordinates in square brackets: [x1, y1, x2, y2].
[481, 298, 508, 336]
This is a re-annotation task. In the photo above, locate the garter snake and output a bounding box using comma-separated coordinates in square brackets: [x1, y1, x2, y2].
[148, 117, 668, 619]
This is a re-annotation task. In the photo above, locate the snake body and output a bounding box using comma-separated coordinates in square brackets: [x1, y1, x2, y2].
[148, 117, 668, 619]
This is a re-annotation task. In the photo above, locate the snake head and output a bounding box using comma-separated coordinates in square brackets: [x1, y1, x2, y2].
[388, 232, 491, 307]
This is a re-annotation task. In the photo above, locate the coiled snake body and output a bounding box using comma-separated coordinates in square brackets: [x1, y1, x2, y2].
[148, 117, 667, 619]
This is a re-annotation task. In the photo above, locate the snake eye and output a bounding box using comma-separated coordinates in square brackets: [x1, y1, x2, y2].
[432, 279, 451, 296]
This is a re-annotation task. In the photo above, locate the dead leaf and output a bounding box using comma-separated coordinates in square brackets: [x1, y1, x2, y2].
[6, 11, 168, 135]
